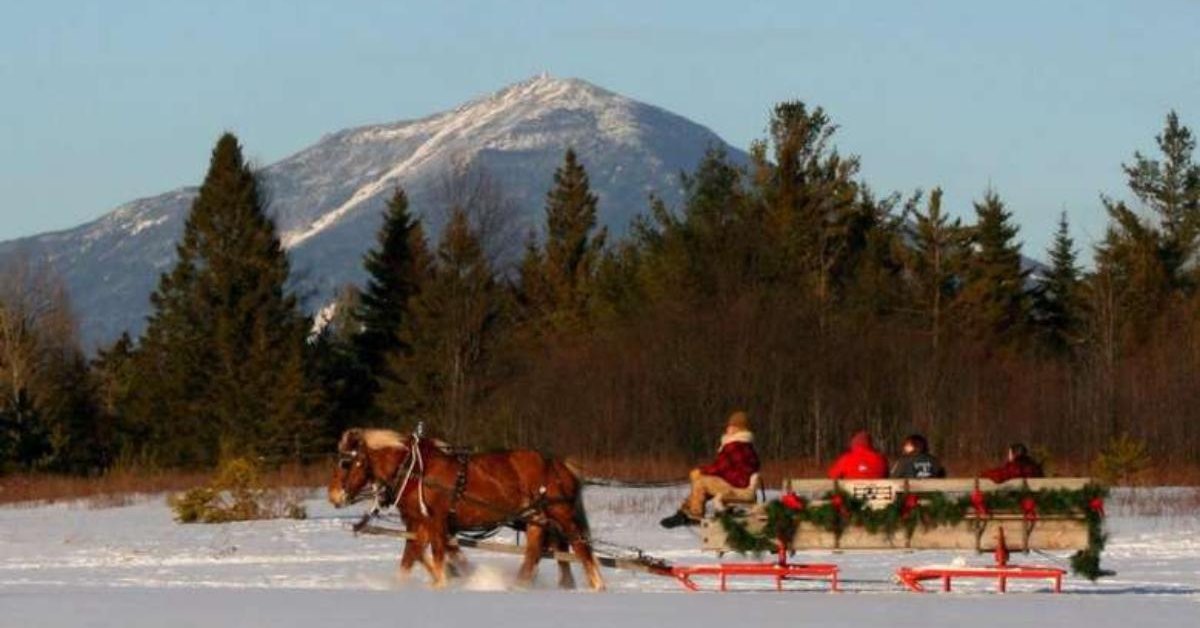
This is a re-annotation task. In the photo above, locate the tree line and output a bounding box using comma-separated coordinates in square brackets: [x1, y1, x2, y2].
[2, 104, 1198, 474]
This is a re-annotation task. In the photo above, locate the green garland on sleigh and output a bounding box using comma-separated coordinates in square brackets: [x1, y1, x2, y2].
[716, 483, 1110, 581]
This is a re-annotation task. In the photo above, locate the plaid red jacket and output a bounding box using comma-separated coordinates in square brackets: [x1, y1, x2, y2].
[699, 432, 760, 488]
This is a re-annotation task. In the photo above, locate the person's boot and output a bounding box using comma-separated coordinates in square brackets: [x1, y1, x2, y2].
[659, 510, 699, 529]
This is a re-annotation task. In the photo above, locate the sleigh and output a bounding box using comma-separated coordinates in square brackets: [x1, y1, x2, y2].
[687, 477, 1106, 593]
[345, 447, 1106, 594]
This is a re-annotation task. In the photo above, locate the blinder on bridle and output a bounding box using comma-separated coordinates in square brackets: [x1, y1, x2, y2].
[336, 447, 379, 507]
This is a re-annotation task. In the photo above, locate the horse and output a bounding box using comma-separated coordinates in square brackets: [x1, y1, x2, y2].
[328, 428, 605, 590]
[328, 429, 467, 579]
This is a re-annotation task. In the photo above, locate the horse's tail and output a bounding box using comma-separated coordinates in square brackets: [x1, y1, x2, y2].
[547, 455, 591, 537]
[562, 456, 586, 480]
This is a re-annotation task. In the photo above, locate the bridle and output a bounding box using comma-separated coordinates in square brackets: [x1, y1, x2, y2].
[337, 428, 431, 516]
[336, 447, 376, 506]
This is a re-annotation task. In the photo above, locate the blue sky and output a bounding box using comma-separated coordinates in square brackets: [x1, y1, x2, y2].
[2, 0, 1198, 259]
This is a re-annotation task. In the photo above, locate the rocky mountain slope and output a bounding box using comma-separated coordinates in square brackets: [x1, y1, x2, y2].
[0, 75, 745, 347]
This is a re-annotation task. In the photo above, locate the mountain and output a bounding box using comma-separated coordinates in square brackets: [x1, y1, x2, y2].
[0, 75, 747, 348]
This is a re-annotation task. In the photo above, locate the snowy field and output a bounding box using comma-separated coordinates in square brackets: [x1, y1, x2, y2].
[1, 486, 1198, 628]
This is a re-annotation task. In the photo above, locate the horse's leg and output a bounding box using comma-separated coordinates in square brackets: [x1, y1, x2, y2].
[516, 523, 545, 588]
[413, 525, 441, 586]
[546, 508, 605, 591]
[568, 536, 605, 591]
[398, 539, 423, 579]
[447, 545, 469, 578]
[427, 521, 450, 589]
[554, 535, 576, 590]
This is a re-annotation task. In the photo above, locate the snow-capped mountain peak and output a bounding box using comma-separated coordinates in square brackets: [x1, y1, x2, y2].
[0, 76, 745, 348]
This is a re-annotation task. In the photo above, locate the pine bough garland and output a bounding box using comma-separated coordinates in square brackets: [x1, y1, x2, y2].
[717, 484, 1110, 581]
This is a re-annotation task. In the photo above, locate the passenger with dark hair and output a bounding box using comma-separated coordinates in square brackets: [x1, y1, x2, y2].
[981, 443, 1044, 483]
[890, 434, 947, 479]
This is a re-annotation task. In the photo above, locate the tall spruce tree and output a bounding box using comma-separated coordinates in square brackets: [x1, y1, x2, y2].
[1120, 111, 1200, 283]
[1093, 205, 1173, 343]
[520, 149, 606, 331]
[755, 101, 862, 322]
[127, 133, 319, 466]
[380, 208, 501, 438]
[1094, 112, 1198, 342]
[351, 188, 430, 422]
[632, 147, 757, 303]
[903, 187, 969, 352]
[355, 188, 430, 373]
[1035, 212, 1086, 354]
[91, 332, 136, 460]
[959, 189, 1031, 349]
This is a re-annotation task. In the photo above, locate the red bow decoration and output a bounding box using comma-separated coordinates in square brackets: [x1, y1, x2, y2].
[830, 493, 850, 518]
[970, 489, 989, 517]
[781, 491, 805, 511]
[1088, 497, 1105, 517]
[1020, 496, 1038, 522]
[901, 492, 920, 519]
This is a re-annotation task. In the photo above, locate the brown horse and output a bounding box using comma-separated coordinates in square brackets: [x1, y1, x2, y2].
[328, 428, 605, 590]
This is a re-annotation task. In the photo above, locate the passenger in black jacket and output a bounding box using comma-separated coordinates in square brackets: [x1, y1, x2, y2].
[890, 434, 947, 479]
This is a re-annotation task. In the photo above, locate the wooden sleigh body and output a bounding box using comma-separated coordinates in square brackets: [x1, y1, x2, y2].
[702, 477, 1094, 553]
[684, 477, 1099, 593]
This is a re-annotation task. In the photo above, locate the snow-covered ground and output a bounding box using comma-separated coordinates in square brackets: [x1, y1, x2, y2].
[1, 487, 1198, 627]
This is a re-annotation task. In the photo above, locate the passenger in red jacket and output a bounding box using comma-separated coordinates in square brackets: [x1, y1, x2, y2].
[827, 431, 889, 480]
[660, 411, 761, 528]
[981, 443, 1044, 483]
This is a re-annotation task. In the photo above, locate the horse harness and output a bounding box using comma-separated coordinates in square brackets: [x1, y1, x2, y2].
[447, 450, 470, 531]
[374, 439, 579, 540]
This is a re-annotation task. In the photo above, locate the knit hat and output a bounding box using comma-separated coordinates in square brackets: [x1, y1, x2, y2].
[726, 410, 750, 431]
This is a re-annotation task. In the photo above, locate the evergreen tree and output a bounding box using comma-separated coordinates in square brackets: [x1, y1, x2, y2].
[126, 133, 320, 466]
[0, 389, 46, 472]
[379, 208, 502, 438]
[633, 148, 757, 303]
[902, 187, 969, 352]
[1094, 112, 1198, 343]
[1035, 212, 1086, 354]
[839, 186, 907, 318]
[1093, 204, 1173, 343]
[1121, 111, 1200, 284]
[354, 188, 430, 378]
[520, 149, 606, 330]
[958, 189, 1031, 349]
[91, 332, 136, 461]
[37, 350, 104, 473]
[755, 101, 862, 319]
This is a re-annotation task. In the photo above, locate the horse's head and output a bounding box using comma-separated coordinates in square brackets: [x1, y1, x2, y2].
[328, 429, 372, 508]
[328, 428, 412, 508]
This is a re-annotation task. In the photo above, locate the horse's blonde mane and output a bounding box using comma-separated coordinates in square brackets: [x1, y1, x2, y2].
[361, 428, 408, 450]
[339, 427, 454, 453]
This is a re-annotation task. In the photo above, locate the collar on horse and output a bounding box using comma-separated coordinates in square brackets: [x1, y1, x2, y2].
[377, 431, 471, 530]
